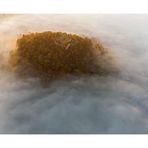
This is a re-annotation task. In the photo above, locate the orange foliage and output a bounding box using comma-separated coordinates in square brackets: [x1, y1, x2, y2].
[9, 31, 117, 82]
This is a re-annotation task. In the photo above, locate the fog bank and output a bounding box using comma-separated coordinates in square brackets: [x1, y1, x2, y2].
[0, 14, 148, 133]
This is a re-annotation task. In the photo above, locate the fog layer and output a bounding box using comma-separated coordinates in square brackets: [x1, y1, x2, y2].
[0, 14, 148, 133]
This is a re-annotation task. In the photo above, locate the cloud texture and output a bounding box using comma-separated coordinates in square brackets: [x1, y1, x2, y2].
[0, 14, 148, 133]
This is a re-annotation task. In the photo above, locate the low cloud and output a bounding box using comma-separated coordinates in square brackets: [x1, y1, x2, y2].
[0, 14, 148, 133]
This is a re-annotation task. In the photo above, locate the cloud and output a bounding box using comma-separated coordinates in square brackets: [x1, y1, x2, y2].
[0, 14, 148, 133]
